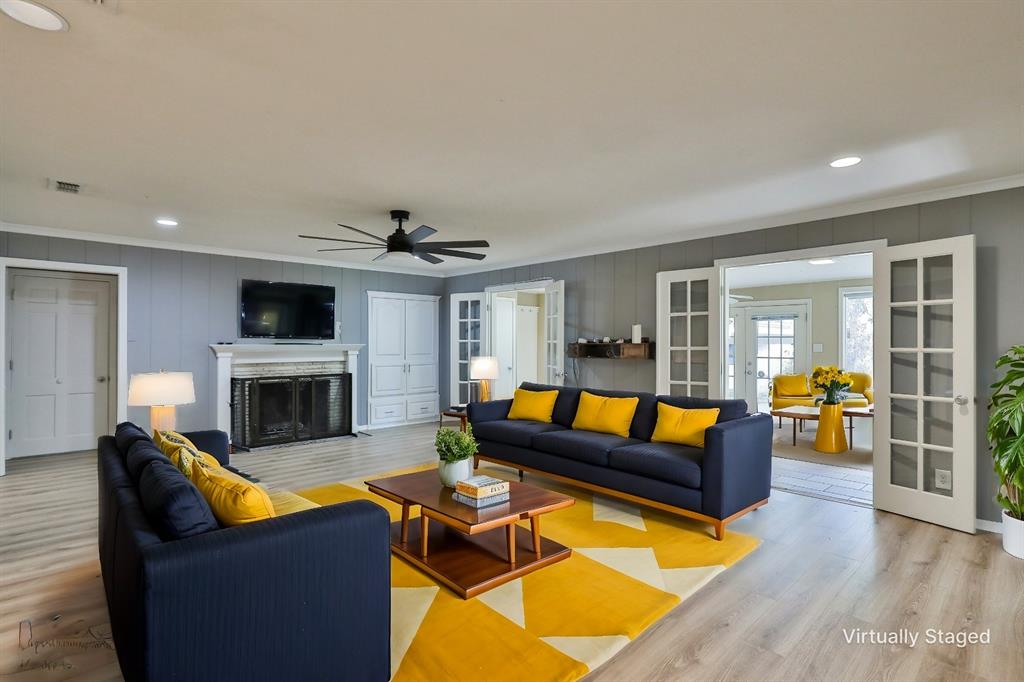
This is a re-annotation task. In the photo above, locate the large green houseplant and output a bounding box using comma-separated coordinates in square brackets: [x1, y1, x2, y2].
[988, 345, 1024, 558]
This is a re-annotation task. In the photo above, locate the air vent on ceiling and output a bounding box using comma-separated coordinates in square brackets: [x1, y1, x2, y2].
[53, 180, 81, 194]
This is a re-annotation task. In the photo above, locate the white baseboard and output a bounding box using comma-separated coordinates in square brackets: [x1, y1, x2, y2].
[976, 518, 1002, 534]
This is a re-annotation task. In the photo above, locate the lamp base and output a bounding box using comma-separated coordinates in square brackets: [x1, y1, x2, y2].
[150, 405, 177, 433]
[478, 379, 492, 403]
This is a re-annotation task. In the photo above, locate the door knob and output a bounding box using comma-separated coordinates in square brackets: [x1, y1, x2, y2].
[97, 377, 107, 383]
[56, 378, 63, 384]
[954, 395, 969, 406]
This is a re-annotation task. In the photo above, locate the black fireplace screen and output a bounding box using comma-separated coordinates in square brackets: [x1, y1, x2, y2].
[231, 373, 352, 449]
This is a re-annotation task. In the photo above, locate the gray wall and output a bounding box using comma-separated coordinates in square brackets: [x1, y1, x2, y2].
[443, 187, 1024, 522]
[0, 232, 444, 429]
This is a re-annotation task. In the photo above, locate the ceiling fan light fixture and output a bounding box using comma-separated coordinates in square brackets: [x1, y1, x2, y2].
[0, 0, 68, 31]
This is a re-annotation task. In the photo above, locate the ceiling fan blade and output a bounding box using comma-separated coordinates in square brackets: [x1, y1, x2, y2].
[316, 246, 385, 252]
[416, 248, 486, 261]
[407, 225, 438, 244]
[415, 252, 444, 264]
[372, 251, 389, 262]
[338, 223, 387, 243]
[300, 234, 380, 245]
[415, 240, 489, 249]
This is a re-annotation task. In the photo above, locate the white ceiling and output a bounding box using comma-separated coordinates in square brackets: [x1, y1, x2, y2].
[1, 1, 1021, 274]
[728, 253, 873, 288]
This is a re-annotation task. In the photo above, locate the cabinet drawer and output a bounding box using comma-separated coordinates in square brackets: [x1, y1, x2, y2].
[371, 401, 406, 424]
[406, 396, 439, 420]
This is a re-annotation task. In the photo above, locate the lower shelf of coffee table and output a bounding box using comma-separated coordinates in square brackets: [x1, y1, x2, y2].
[388, 519, 571, 599]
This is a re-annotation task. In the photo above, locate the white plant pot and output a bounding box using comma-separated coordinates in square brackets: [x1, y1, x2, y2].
[438, 458, 473, 488]
[1003, 510, 1024, 559]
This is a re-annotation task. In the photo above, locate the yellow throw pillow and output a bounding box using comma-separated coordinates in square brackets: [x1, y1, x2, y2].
[167, 445, 200, 478]
[190, 464, 276, 526]
[651, 402, 720, 447]
[267, 490, 320, 516]
[773, 374, 810, 397]
[507, 388, 559, 423]
[154, 430, 220, 468]
[571, 391, 639, 438]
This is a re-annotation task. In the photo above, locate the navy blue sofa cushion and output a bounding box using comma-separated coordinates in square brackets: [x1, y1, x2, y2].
[519, 382, 581, 427]
[657, 395, 749, 423]
[126, 440, 170, 482]
[609, 441, 703, 489]
[115, 421, 152, 455]
[532, 429, 642, 467]
[138, 459, 219, 540]
[472, 420, 566, 448]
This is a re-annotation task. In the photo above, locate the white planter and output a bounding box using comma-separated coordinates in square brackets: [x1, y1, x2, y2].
[1003, 510, 1024, 559]
[438, 458, 473, 488]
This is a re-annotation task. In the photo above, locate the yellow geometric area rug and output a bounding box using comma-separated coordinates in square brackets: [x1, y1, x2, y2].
[296, 464, 760, 682]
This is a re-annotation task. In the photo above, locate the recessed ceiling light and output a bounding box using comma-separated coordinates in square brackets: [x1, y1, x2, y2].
[0, 0, 68, 31]
[829, 156, 862, 168]
[156, 218, 178, 227]
[808, 258, 835, 265]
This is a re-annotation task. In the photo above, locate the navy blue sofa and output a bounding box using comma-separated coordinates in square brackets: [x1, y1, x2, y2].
[98, 426, 391, 682]
[468, 383, 773, 539]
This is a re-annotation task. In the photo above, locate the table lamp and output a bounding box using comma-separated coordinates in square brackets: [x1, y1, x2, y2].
[469, 356, 500, 402]
[127, 370, 196, 432]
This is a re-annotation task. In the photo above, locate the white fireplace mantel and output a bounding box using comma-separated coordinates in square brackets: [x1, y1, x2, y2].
[209, 343, 363, 436]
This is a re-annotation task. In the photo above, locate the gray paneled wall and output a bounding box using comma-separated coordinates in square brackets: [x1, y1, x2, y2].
[443, 188, 1024, 522]
[0, 233, 444, 429]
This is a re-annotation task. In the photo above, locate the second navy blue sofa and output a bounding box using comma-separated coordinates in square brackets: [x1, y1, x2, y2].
[468, 382, 773, 539]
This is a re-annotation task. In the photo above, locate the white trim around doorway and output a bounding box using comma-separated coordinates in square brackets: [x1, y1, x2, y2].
[0, 258, 129, 475]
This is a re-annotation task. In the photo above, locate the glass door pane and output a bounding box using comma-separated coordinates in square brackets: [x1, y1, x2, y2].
[452, 294, 484, 404]
[657, 268, 719, 398]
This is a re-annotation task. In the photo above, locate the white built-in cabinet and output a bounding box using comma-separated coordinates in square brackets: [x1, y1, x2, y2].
[368, 291, 440, 426]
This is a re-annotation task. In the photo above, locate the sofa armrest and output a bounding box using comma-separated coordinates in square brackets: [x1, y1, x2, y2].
[140, 499, 391, 682]
[183, 429, 230, 466]
[467, 399, 512, 424]
[701, 414, 773, 519]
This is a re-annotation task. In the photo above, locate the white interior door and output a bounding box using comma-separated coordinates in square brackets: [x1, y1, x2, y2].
[369, 295, 406, 397]
[8, 273, 111, 456]
[734, 303, 809, 412]
[449, 292, 485, 405]
[515, 305, 539, 385]
[874, 235, 976, 533]
[542, 280, 565, 385]
[656, 267, 721, 398]
[492, 296, 516, 398]
[404, 298, 437, 394]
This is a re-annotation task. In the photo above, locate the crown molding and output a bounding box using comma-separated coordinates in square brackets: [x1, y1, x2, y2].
[0, 221, 447, 278]
[446, 173, 1024, 276]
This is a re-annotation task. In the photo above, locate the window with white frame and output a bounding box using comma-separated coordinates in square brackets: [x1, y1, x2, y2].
[840, 287, 873, 375]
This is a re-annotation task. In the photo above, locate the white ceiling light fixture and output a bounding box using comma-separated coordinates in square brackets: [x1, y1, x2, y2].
[829, 156, 862, 168]
[808, 258, 836, 265]
[155, 217, 178, 227]
[0, 0, 68, 31]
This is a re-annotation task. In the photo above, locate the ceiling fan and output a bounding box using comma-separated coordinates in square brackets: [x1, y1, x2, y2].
[299, 210, 489, 264]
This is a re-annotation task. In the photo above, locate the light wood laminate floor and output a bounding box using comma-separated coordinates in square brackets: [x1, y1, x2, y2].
[1, 422, 1021, 680]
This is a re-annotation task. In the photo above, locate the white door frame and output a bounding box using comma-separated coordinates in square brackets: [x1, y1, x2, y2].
[730, 299, 812, 411]
[0, 258, 128, 475]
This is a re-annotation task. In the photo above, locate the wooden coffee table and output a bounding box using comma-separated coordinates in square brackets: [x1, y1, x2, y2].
[770, 405, 874, 447]
[366, 470, 575, 598]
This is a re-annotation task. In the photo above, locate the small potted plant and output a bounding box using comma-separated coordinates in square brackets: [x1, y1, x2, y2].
[435, 424, 478, 488]
[988, 345, 1024, 558]
[811, 365, 853, 454]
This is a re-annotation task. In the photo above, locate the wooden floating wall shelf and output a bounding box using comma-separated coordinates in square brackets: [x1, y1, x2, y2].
[567, 342, 655, 360]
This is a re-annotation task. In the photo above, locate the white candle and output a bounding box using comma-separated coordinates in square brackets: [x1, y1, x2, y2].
[631, 324, 642, 344]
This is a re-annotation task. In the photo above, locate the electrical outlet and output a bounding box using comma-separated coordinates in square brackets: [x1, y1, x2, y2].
[935, 469, 952, 491]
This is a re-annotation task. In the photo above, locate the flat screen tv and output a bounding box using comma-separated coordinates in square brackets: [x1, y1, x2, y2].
[240, 280, 335, 340]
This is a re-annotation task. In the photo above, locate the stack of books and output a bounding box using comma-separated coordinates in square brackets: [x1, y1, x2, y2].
[452, 475, 510, 508]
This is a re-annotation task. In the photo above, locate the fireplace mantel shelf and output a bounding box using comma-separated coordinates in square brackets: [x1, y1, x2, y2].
[209, 343, 364, 434]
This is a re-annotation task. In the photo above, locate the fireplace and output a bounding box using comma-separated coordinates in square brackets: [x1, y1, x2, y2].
[231, 373, 352, 449]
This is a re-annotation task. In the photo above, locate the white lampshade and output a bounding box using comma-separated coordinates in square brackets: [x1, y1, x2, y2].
[127, 371, 196, 407]
[469, 356, 500, 381]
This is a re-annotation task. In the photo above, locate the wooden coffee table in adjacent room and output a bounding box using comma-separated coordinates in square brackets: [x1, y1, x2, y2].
[770, 404, 874, 448]
[366, 470, 575, 598]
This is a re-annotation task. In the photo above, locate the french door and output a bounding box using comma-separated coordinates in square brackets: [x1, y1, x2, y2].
[543, 280, 565, 385]
[874, 235, 976, 533]
[449, 293, 485, 405]
[656, 267, 720, 398]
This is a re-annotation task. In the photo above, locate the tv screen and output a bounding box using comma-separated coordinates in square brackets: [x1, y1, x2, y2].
[240, 280, 335, 340]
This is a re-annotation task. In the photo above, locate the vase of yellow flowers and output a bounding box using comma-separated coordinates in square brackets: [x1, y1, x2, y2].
[811, 365, 853, 454]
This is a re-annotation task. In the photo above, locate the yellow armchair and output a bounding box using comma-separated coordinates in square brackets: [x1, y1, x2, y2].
[771, 374, 816, 410]
[846, 372, 873, 407]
